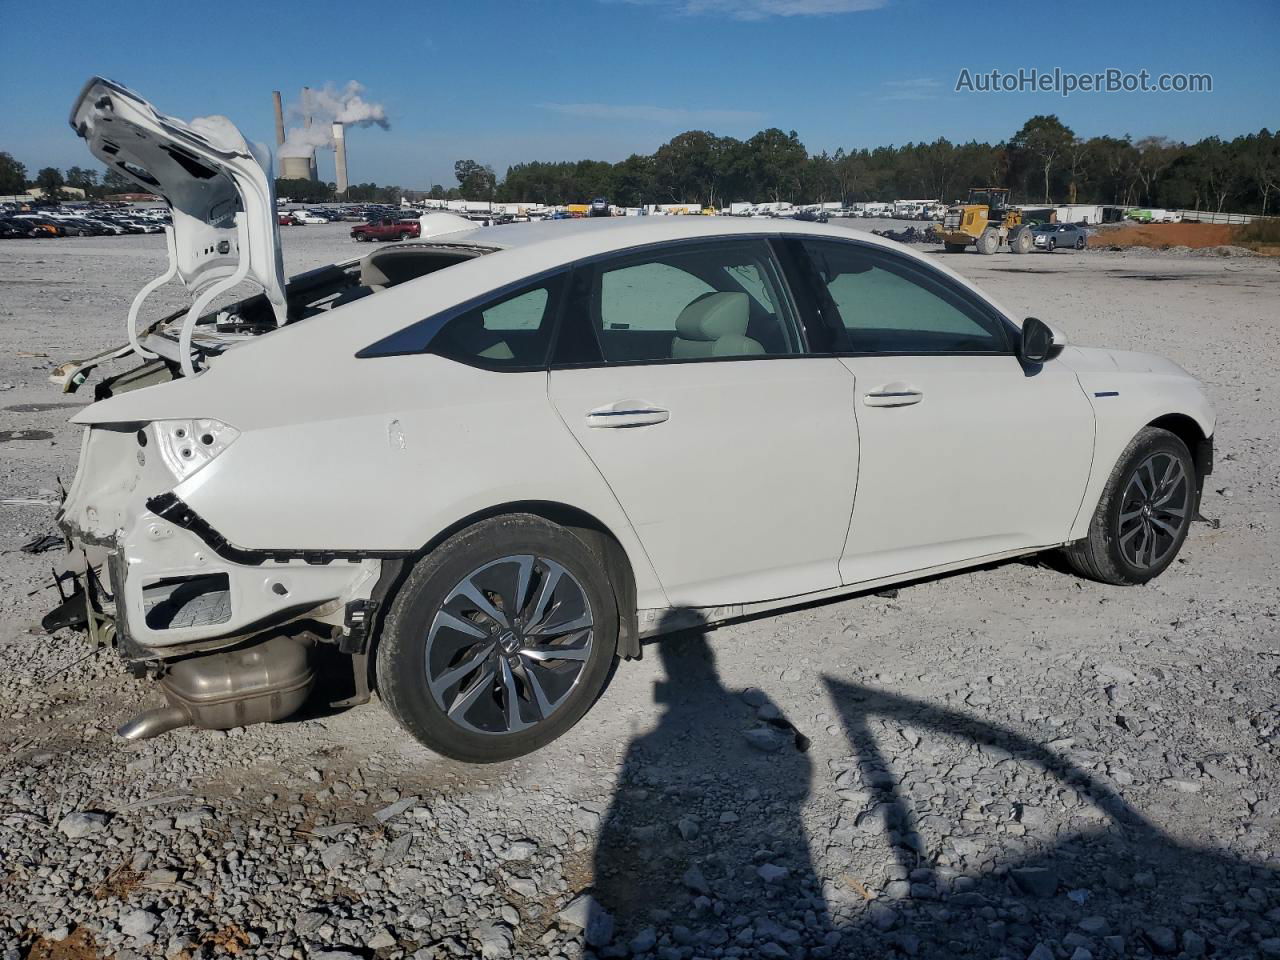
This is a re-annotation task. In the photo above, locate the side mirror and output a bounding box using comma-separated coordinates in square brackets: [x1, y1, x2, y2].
[1020, 317, 1059, 363]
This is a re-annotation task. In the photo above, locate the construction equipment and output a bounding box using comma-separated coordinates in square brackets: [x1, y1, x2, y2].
[939, 187, 1032, 255]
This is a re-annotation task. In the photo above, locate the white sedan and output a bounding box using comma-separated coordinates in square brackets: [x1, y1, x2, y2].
[50, 79, 1215, 762]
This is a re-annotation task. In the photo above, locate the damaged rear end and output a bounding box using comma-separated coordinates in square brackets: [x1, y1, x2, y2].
[52, 407, 385, 739]
[45, 79, 487, 739]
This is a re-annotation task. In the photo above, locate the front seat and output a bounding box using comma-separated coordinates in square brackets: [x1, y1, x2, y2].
[670, 292, 764, 359]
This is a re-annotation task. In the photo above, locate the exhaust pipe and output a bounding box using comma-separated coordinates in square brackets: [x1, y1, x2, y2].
[118, 704, 189, 741]
[117, 633, 315, 741]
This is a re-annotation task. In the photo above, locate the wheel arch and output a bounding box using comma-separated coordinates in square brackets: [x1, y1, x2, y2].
[1068, 401, 1214, 542]
[378, 499, 645, 662]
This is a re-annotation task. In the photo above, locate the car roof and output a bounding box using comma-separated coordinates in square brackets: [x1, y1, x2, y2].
[412, 215, 908, 260]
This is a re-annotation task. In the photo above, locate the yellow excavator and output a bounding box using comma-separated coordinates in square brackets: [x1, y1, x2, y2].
[939, 187, 1033, 254]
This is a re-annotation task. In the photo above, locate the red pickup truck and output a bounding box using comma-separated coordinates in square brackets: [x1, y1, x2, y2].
[351, 217, 421, 242]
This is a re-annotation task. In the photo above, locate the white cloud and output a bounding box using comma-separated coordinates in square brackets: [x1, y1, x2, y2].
[537, 102, 765, 127]
[879, 77, 942, 101]
[615, 0, 886, 19]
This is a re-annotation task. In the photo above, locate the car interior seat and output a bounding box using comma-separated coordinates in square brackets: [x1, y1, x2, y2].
[670, 292, 764, 359]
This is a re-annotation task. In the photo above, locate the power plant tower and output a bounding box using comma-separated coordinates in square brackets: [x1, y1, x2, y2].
[332, 122, 348, 198]
[272, 91, 285, 148]
[302, 86, 318, 180]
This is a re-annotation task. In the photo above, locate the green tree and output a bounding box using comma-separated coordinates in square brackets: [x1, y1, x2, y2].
[102, 168, 138, 195]
[1010, 115, 1075, 203]
[274, 177, 334, 204]
[454, 159, 496, 200]
[35, 166, 64, 203]
[610, 154, 657, 208]
[65, 166, 100, 198]
[0, 152, 29, 195]
[748, 128, 807, 204]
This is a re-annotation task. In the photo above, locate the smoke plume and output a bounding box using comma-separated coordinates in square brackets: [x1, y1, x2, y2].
[279, 82, 390, 158]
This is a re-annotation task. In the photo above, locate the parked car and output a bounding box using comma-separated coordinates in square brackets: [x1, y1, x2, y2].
[278, 212, 299, 226]
[11, 216, 64, 237]
[294, 211, 329, 225]
[588, 198, 611, 218]
[793, 208, 829, 223]
[0, 217, 34, 238]
[52, 77, 1216, 763]
[1032, 223, 1086, 251]
[351, 217, 421, 241]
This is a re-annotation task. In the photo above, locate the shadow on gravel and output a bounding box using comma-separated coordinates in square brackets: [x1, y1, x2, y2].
[591, 610, 835, 952]
[582, 619, 1278, 958]
[823, 677, 1280, 958]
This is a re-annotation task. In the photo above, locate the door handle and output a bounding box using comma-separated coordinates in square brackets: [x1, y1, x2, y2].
[585, 401, 671, 428]
[863, 383, 924, 407]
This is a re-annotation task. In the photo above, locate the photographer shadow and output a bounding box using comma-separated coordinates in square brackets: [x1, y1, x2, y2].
[591, 610, 836, 953]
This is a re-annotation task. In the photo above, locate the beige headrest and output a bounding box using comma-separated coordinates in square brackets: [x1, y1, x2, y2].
[674, 292, 749, 342]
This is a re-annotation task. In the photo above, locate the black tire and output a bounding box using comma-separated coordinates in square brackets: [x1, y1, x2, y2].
[1062, 427, 1196, 585]
[1075, 236, 1085, 250]
[398, 232, 411, 241]
[376, 514, 619, 763]
[1046, 237, 1057, 252]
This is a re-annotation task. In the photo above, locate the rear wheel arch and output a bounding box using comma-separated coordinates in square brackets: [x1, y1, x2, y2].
[371, 500, 642, 671]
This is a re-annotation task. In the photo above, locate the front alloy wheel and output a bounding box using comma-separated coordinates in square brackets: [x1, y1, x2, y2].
[377, 515, 618, 762]
[1063, 427, 1196, 584]
[1115, 451, 1191, 570]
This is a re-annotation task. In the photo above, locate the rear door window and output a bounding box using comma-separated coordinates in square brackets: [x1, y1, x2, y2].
[556, 240, 801, 365]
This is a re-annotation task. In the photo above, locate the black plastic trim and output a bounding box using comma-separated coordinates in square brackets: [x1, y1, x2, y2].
[146, 493, 413, 566]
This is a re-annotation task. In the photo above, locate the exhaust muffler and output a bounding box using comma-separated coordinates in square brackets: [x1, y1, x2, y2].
[118, 633, 315, 741]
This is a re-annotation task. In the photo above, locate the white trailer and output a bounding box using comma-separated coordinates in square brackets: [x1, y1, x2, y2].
[1055, 204, 1104, 225]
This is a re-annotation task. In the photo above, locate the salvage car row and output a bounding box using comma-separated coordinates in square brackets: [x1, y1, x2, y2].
[0, 202, 170, 238]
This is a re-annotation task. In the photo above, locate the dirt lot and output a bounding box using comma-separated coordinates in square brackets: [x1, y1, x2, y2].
[1, 224, 1278, 960]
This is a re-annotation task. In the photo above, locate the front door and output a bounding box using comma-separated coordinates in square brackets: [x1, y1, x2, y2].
[796, 238, 1094, 585]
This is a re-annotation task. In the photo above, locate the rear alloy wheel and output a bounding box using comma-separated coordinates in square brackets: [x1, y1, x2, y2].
[1063, 427, 1196, 585]
[377, 515, 618, 762]
[1075, 236, 1085, 250]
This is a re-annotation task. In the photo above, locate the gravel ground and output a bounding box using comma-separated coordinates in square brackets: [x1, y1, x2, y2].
[1, 222, 1278, 960]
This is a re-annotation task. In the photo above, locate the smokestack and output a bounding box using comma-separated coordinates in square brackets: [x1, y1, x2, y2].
[272, 91, 285, 148]
[332, 122, 348, 198]
[302, 87, 317, 180]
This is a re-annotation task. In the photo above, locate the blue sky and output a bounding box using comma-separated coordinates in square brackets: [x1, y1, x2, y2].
[1, 0, 1276, 189]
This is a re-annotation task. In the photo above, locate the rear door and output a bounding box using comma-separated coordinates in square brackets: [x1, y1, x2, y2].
[794, 238, 1095, 585]
[548, 238, 860, 608]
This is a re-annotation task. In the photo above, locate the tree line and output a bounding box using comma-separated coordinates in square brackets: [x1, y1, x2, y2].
[5, 116, 1277, 214]
[488, 118, 1279, 214]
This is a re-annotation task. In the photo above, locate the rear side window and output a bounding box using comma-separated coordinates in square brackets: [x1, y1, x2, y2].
[357, 272, 565, 368]
[428, 278, 562, 369]
[802, 240, 1010, 354]
[558, 240, 800, 365]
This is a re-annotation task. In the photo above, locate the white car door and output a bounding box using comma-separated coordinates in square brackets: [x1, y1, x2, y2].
[548, 238, 860, 608]
[795, 239, 1094, 585]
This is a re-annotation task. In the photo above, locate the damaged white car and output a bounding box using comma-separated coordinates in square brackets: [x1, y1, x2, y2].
[49, 79, 1216, 762]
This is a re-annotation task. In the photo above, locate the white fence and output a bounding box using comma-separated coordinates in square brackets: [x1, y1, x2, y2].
[1175, 209, 1277, 225]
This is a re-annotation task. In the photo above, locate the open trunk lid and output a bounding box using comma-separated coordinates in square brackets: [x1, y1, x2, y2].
[67, 77, 286, 376]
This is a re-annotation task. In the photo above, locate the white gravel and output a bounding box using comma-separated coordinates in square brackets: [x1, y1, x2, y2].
[1, 223, 1278, 960]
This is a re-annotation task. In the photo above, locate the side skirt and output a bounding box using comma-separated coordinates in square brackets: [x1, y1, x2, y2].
[636, 544, 1059, 638]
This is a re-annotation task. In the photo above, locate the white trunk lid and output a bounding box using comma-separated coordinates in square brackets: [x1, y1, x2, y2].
[69, 77, 286, 322]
